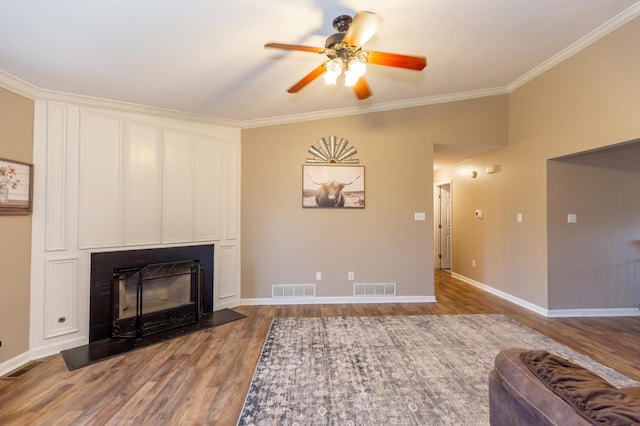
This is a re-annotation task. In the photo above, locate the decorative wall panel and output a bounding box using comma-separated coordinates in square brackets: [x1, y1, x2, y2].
[78, 110, 123, 248]
[46, 103, 67, 251]
[45, 259, 78, 338]
[224, 139, 238, 240]
[124, 120, 162, 245]
[193, 136, 221, 241]
[162, 129, 194, 243]
[219, 244, 237, 299]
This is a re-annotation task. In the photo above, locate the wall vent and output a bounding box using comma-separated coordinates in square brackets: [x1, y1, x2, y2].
[353, 283, 397, 297]
[272, 284, 316, 298]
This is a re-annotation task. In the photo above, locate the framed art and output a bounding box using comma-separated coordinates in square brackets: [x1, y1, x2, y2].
[303, 165, 365, 208]
[0, 157, 33, 215]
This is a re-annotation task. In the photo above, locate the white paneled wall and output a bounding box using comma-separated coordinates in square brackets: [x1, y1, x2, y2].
[194, 136, 222, 241]
[44, 259, 78, 338]
[45, 103, 68, 251]
[78, 110, 124, 248]
[124, 120, 162, 246]
[161, 129, 194, 243]
[30, 100, 241, 356]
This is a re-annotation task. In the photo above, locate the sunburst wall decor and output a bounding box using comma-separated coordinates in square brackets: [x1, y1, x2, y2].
[306, 136, 359, 164]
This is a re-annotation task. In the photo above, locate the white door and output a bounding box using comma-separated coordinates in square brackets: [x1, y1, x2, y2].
[437, 183, 452, 269]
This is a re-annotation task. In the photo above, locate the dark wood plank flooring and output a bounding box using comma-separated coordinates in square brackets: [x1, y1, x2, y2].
[1, 270, 639, 425]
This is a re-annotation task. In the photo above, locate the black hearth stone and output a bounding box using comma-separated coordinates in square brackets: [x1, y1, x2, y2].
[61, 309, 246, 371]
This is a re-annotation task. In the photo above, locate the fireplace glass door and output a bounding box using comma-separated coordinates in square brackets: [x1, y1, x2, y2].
[112, 260, 202, 338]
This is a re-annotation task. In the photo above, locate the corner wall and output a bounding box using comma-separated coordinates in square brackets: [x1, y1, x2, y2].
[434, 15, 640, 313]
[548, 144, 640, 311]
[241, 96, 507, 301]
[0, 87, 33, 365]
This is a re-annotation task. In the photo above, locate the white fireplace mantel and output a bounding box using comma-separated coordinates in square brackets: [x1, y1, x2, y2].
[29, 97, 241, 358]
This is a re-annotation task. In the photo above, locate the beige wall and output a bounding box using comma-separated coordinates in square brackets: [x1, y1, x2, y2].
[548, 144, 640, 310]
[434, 16, 640, 310]
[241, 96, 507, 299]
[0, 87, 34, 364]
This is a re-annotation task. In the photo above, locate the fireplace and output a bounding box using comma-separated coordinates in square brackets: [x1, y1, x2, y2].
[90, 245, 214, 343]
[112, 260, 203, 338]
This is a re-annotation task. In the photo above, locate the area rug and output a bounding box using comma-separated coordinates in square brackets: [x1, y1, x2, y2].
[238, 315, 638, 425]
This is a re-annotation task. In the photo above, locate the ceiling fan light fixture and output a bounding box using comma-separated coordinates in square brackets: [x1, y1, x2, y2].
[265, 11, 427, 99]
[344, 58, 366, 86]
[324, 58, 343, 85]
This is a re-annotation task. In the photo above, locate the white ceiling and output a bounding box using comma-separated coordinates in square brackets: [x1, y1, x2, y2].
[1, 0, 639, 129]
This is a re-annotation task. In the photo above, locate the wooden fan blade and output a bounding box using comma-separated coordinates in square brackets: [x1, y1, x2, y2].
[288, 63, 327, 93]
[352, 77, 372, 100]
[265, 42, 325, 54]
[366, 50, 427, 70]
[343, 11, 381, 47]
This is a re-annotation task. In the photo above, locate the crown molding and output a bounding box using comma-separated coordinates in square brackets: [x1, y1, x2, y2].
[508, 1, 640, 92]
[0, 69, 242, 129]
[240, 86, 509, 129]
[0, 69, 40, 99]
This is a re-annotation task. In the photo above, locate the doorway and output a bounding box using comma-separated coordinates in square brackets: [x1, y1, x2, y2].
[435, 182, 452, 270]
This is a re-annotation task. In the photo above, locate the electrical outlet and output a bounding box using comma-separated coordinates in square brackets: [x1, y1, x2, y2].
[316, 272, 322, 281]
[472, 259, 476, 267]
[348, 271, 354, 281]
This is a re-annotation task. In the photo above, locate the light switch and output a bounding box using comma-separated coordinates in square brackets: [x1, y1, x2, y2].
[567, 214, 577, 223]
[517, 213, 523, 223]
[414, 212, 426, 221]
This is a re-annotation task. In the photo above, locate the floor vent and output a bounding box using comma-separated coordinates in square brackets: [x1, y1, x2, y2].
[2, 360, 45, 379]
[353, 283, 397, 297]
[272, 284, 316, 298]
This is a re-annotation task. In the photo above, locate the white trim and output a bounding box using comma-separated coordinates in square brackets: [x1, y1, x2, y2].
[452, 272, 640, 318]
[508, 2, 640, 92]
[213, 299, 240, 311]
[0, 69, 39, 99]
[240, 296, 436, 305]
[0, 351, 31, 377]
[240, 87, 507, 129]
[452, 273, 549, 316]
[28, 335, 89, 360]
[0, 69, 241, 129]
[546, 308, 640, 318]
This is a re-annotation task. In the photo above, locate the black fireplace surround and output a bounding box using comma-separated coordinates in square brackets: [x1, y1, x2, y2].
[90, 245, 214, 343]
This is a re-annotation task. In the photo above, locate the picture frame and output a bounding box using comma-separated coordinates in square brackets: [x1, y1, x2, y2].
[0, 157, 33, 215]
[303, 165, 365, 208]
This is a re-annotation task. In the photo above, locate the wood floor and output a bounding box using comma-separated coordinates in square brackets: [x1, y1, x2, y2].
[1, 270, 639, 425]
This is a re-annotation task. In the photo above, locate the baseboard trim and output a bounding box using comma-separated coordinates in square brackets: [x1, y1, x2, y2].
[29, 336, 90, 360]
[0, 351, 31, 377]
[451, 273, 549, 316]
[545, 308, 640, 317]
[451, 272, 640, 318]
[240, 295, 436, 306]
[0, 335, 86, 376]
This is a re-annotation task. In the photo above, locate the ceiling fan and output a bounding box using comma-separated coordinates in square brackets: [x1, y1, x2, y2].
[265, 11, 427, 100]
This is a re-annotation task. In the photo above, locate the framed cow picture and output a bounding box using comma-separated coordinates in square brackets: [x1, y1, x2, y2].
[302, 165, 365, 208]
